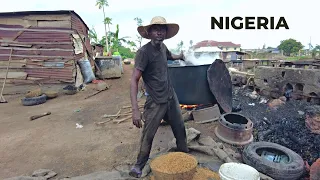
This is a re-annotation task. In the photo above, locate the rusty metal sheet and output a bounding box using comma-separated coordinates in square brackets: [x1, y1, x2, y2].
[207, 59, 233, 113]
[25, 68, 75, 80]
[0, 49, 74, 56]
[0, 11, 91, 84]
[71, 13, 92, 56]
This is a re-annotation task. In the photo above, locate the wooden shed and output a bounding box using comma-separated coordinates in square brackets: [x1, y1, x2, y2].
[0, 10, 93, 85]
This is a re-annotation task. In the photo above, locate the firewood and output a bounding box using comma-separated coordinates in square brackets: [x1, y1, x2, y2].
[102, 112, 132, 118]
[95, 118, 113, 125]
[113, 116, 131, 124]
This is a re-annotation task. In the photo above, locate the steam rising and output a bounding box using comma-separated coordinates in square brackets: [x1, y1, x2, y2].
[179, 49, 221, 66]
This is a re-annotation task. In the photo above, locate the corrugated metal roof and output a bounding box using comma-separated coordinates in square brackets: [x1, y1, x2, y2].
[194, 40, 241, 48]
[0, 10, 89, 30]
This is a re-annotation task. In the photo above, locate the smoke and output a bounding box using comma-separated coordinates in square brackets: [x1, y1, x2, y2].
[183, 49, 220, 66]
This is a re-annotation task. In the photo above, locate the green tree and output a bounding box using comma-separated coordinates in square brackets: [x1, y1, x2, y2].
[278, 38, 304, 56]
[134, 17, 143, 48]
[127, 40, 137, 48]
[96, 0, 109, 52]
[118, 46, 135, 59]
[177, 40, 184, 52]
[312, 45, 320, 58]
[88, 27, 99, 44]
[99, 24, 130, 52]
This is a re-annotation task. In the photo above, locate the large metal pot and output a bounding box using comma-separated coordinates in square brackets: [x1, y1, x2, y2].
[168, 59, 233, 113]
[168, 64, 217, 105]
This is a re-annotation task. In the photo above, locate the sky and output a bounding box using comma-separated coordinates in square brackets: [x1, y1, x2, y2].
[0, 0, 318, 50]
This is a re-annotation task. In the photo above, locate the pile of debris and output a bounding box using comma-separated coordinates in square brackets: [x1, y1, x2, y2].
[233, 87, 320, 166]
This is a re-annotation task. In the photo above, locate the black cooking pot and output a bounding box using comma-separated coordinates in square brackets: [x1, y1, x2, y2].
[168, 64, 217, 105]
[168, 59, 233, 113]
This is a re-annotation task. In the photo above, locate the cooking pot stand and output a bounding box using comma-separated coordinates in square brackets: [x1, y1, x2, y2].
[207, 59, 233, 113]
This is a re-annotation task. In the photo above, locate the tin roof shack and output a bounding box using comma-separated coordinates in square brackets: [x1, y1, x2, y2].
[0, 10, 93, 85]
[92, 44, 104, 57]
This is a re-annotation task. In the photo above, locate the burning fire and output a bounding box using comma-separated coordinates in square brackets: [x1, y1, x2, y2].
[180, 104, 198, 109]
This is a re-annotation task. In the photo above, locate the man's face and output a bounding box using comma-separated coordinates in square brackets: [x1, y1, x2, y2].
[149, 25, 167, 45]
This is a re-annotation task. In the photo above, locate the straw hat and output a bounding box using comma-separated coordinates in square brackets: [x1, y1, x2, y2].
[137, 16, 179, 40]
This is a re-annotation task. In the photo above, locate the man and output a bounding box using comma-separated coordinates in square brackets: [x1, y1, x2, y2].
[129, 16, 189, 178]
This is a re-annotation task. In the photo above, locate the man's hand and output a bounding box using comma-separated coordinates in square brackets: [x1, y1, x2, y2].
[179, 51, 185, 61]
[132, 109, 142, 128]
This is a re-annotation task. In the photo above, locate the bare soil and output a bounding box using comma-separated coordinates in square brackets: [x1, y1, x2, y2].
[0, 65, 140, 179]
[3, 64, 316, 179]
[0, 65, 219, 179]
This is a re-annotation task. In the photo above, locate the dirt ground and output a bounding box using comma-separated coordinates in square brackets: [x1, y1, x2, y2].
[0, 64, 216, 179]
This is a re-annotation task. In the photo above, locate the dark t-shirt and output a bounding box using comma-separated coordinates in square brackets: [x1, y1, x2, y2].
[134, 42, 174, 104]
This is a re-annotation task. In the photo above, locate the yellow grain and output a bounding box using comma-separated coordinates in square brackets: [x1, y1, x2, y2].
[192, 168, 220, 180]
[150, 152, 197, 174]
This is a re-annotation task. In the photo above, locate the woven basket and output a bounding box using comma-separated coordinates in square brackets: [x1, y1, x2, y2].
[150, 152, 198, 180]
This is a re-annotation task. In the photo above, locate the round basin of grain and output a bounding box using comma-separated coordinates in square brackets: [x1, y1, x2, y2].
[150, 152, 198, 180]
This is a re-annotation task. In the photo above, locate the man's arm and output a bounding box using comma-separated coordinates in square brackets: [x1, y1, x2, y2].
[130, 49, 147, 128]
[130, 69, 142, 112]
[166, 47, 184, 61]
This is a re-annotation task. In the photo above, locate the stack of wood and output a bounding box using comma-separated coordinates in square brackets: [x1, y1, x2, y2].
[96, 103, 144, 125]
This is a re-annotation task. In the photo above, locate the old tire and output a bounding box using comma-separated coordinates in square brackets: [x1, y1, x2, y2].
[242, 141, 305, 180]
[21, 94, 47, 106]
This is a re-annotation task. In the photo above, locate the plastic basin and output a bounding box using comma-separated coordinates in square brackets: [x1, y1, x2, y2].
[219, 162, 260, 180]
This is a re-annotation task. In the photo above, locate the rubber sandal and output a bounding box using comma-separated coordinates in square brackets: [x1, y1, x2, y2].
[129, 167, 142, 178]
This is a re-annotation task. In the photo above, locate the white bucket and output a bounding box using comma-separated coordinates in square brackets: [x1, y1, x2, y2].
[219, 162, 260, 180]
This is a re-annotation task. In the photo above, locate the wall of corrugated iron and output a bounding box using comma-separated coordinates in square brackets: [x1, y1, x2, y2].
[0, 12, 91, 84]
[71, 13, 93, 61]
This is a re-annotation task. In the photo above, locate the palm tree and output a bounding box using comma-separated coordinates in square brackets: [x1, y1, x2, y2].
[99, 25, 131, 53]
[177, 40, 184, 52]
[104, 17, 112, 51]
[96, 0, 109, 53]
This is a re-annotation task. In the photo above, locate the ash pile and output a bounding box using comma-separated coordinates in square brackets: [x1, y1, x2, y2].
[232, 85, 320, 166]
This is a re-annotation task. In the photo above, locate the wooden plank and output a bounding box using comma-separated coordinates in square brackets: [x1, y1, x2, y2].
[0, 61, 26, 68]
[12, 25, 31, 41]
[0, 18, 37, 27]
[37, 20, 71, 28]
[0, 72, 27, 79]
[23, 14, 71, 21]
[0, 43, 32, 47]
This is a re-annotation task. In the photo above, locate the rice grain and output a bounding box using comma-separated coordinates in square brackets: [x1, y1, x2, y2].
[150, 152, 197, 174]
[192, 167, 220, 180]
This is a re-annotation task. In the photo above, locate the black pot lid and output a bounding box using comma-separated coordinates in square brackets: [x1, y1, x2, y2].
[207, 59, 233, 113]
